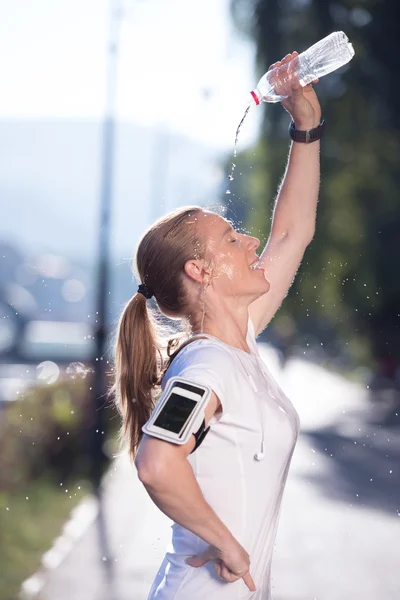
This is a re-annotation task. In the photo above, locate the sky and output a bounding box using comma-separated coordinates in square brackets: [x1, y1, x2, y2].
[0, 0, 261, 150]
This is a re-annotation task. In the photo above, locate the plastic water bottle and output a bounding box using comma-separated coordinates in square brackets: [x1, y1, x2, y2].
[250, 31, 355, 104]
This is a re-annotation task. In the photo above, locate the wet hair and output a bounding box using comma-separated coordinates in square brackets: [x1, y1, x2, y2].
[111, 205, 209, 461]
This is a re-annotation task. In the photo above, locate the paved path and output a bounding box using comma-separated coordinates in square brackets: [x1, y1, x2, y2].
[33, 346, 400, 600]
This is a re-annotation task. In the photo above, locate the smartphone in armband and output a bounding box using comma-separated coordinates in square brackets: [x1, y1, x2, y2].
[142, 377, 212, 445]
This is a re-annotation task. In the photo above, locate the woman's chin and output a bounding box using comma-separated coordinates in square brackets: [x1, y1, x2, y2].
[258, 279, 271, 295]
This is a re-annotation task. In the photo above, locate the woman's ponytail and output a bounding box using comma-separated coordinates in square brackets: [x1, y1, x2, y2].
[111, 205, 206, 461]
[113, 291, 161, 461]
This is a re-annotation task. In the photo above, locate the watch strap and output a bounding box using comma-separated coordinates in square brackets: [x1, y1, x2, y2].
[289, 119, 325, 143]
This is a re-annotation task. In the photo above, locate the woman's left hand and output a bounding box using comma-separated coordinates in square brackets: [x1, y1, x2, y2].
[268, 51, 322, 130]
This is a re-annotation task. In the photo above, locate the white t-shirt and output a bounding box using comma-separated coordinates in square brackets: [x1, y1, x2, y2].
[147, 314, 300, 600]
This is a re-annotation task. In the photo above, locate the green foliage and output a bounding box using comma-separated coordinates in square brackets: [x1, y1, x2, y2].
[0, 375, 119, 491]
[0, 378, 91, 490]
[229, 0, 400, 370]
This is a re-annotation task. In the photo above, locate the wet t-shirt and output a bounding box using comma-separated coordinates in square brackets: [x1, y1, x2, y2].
[147, 314, 300, 600]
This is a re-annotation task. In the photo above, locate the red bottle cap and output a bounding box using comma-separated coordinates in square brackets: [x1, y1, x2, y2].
[250, 90, 260, 105]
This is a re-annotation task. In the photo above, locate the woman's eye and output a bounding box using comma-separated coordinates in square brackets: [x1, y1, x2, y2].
[230, 238, 237, 243]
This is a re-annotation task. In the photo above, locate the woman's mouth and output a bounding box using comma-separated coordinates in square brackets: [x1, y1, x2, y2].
[250, 261, 264, 272]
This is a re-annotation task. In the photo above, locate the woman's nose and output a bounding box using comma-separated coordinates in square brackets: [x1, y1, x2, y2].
[247, 235, 260, 251]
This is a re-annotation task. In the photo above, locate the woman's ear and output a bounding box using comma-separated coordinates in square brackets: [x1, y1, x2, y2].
[184, 259, 210, 284]
[184, 259, 202, 284]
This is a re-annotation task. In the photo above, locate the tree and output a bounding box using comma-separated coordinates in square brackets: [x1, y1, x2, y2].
[229, 0, 400, 376]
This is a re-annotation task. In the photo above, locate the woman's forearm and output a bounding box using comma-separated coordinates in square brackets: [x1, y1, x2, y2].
[269, 139, 320, 244]
[138, 459, 236, 551]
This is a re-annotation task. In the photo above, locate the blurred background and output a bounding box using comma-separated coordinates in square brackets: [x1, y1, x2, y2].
[0, 1, 399, 599]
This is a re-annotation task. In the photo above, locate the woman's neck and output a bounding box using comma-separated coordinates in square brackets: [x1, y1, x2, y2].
[190, 312, 251, 354]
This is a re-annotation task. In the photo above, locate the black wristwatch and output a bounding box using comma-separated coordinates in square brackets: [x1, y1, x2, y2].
[289, 119, 325, 143]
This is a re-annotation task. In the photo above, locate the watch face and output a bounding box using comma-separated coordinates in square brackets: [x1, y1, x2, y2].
[153, 393, 197, 434]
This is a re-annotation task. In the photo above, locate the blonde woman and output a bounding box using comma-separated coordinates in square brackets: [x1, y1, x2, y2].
[113, 52, 322, 599]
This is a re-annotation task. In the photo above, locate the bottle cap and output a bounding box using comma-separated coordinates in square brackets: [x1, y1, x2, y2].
[250, 90, 260, 105]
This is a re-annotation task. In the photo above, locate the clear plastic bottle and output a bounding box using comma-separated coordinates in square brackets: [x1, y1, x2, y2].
[250, 31, 355, 104]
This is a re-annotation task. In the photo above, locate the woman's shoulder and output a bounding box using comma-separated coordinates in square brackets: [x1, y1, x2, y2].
[174, 337, 236, 364]
[164, 338, 236, 379]
[162, 338, 241, 407]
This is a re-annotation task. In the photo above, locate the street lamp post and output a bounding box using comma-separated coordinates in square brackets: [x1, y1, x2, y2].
[91, 0, 122, 487]
[90, 2, 123, 596]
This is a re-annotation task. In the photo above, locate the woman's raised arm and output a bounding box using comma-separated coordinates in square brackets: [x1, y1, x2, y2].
[249, 51, 322, 336]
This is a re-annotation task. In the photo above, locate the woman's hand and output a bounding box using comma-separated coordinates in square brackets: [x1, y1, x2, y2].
[185, 540, 256, 592]
[268, 51, 322, 130]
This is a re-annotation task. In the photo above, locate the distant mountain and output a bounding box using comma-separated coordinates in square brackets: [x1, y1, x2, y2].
[0, 119, 225, 339]
[0, 119, 223, 263]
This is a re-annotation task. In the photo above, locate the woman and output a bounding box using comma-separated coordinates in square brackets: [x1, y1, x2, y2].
[113, 52, 322, 599]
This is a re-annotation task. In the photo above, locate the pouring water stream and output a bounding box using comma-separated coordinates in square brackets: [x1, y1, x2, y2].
[226, 104, 252, 195]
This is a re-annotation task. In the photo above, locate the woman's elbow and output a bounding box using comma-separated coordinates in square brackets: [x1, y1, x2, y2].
[136, 463, 155, 486]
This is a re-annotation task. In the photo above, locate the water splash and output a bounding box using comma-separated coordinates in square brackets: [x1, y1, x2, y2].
[226, 104, 252, 196]
[219, 262, 235, 280]
[66, 362, 94, 380]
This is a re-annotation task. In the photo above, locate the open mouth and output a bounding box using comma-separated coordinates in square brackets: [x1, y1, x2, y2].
[249, 258, 264, 271]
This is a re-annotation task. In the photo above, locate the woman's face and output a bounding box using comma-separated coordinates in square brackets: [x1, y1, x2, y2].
[193, 211, 270, 300]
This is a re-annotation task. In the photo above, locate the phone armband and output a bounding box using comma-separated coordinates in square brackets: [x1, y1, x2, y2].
[142, 377, 212, 446]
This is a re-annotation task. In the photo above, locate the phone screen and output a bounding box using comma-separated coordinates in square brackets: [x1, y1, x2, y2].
[154, 392, 197, 434]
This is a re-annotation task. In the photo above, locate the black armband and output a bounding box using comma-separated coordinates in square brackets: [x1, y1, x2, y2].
[189, 418, 211, 454]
